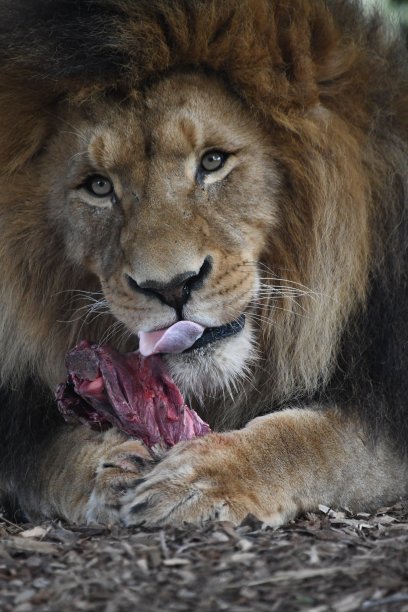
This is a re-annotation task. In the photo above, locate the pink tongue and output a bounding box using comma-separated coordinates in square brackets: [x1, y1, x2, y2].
[139, 321, 205, 356]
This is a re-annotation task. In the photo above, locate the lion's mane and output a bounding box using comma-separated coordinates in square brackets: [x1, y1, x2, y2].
[0, 0, 408, 487]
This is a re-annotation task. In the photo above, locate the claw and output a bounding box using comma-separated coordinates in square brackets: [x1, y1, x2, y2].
[129, 501, 150, 515]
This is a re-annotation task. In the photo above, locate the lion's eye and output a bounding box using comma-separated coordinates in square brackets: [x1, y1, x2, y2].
[200, 151, 227, 173]
[84, 175, 114, 197]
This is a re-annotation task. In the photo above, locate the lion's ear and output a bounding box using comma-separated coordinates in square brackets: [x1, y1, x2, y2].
[0, 72, 56, 174]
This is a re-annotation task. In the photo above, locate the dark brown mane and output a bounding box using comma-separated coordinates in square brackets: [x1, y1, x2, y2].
[1, 1, 406, 128]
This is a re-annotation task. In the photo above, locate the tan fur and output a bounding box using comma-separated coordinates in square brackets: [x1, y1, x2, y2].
[121, 410, 408, 527]
[32, 429, 150, 524]
[1, 0, 408, 525]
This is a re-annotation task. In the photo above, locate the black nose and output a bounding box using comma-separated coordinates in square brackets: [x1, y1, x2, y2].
[126, 257, 212, 316]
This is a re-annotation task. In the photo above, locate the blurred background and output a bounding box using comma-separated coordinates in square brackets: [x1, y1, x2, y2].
[366, 0, 408, 32]
[360, 0, 407, 42]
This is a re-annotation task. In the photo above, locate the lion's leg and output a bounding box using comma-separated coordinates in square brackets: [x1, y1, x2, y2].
[118, 407, 408, 527]
[15, 426, 153, 524]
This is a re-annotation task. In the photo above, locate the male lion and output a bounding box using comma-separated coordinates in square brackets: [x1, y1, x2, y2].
[0, 0, 408, 527]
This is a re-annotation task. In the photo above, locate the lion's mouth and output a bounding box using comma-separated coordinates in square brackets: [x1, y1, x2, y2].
[184, 314, 246, 353]
[138, 315, 246, 356]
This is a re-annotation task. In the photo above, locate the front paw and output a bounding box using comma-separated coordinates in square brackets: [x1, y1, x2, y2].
[119, 432, 292, 528]
[85, 438, 155, 524]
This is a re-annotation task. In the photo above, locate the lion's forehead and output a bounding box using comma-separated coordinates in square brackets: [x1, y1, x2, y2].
[87, 120, 145, 177]
[78, 73, 262, 180]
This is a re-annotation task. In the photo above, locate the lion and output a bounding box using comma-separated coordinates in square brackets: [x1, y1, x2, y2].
[0, 0, 408, 527]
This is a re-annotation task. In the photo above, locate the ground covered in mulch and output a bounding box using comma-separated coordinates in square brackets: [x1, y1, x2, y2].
[1, 503, 408, 612]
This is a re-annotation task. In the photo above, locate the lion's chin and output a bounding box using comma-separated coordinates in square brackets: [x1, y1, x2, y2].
[164, 320, 256, 404]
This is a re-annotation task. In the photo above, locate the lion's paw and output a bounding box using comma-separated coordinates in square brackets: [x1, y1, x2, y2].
[85, 439, 155, 524]
[119, 433, 287, 528]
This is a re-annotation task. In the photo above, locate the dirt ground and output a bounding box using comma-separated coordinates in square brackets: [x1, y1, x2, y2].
[1, 502, 408, 612]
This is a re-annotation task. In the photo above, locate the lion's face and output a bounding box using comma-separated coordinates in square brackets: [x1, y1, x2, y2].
[46, 72, 279, 396]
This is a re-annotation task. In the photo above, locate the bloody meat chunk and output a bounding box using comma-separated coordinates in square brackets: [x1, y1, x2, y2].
[56, 341, 211, 451]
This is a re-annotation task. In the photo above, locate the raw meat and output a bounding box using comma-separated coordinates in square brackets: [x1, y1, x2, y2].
[56, 341, 211, 451]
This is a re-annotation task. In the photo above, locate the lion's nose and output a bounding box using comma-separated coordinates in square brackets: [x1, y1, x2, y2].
[126, 257, 212, 315]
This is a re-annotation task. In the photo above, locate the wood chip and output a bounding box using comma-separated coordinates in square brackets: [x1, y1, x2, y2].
[162, 558, 191, 566]
[2, 537, 58, 555]
[21, 527, 49, 539]
[1, 499, 408, 610]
